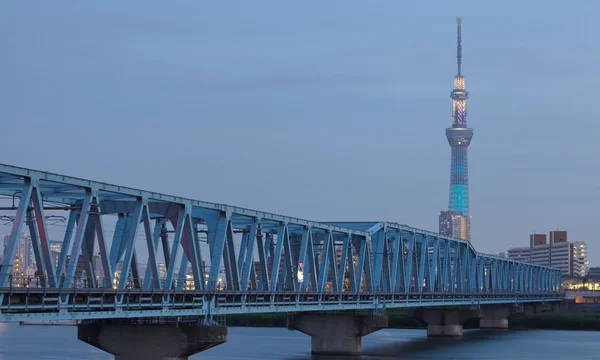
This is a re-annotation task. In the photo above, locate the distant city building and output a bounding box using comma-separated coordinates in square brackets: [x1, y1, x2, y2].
[588, 266, 600, 277]
[93, 255, 103, 279]
[506, 231, 588, 276]
[439, 210, 470, 240]
[438, 18, 473, 241]
[3, 234, 33, 272]
[49, 240, 62, 271]
[65, 255, 86, 279]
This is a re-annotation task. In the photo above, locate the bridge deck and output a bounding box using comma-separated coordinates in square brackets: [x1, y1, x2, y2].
[0, 287, 562, 321]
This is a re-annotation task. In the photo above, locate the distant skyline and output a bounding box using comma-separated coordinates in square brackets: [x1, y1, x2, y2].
[1, 1, 599, 263]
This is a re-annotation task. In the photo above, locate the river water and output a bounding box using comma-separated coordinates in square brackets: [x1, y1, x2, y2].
[0, 323, 597, 359]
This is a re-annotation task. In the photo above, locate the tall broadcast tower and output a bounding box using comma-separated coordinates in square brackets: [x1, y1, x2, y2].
[439, 17, 473, 241]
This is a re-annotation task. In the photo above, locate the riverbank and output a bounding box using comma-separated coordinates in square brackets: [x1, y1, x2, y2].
[509, 312, 600, 331]
[225, 309, 600, 331]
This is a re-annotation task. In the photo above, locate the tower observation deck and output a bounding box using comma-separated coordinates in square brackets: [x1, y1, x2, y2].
[440, 17, 473, 241]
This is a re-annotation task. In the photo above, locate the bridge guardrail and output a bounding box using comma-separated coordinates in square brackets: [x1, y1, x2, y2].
[0, 273, 564, 296]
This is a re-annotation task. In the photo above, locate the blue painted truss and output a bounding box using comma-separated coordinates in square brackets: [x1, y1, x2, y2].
[0, 164, 562, 321]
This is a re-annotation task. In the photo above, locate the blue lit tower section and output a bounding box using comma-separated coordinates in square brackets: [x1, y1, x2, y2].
[440, 17, 473, 241]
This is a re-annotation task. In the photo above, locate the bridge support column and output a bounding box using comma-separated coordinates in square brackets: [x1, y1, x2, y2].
[413, 308, 477, 337]
[78, 319, 227, 359]
[479, 306, 509, 330]
[287, 313, 388, 355]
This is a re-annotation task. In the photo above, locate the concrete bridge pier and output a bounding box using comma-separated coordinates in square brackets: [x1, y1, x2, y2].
[479, 306, 510, 330]
[411, 308, 477, 337]
[287, 312, 388, 355]
[78, 319, 227, 359]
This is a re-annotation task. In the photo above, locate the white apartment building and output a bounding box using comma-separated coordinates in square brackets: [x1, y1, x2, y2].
[506, 231, 588, 277]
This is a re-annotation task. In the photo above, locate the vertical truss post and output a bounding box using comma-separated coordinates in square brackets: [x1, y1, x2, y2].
[191, 219, 206, 290]
[270, 223, 287, 291]
[316, 231, 331, 293]
[255, 226, 269, 291]
[159, 220, 170, 272]
[240, 219, 259, 291]
[249, 258, 258, 291]
[499, 261, 503, 291]
[165, 206, 186, 290]
[237, 232, 250, 278]
[416, 235, 427, 293]
[142, 205, 160, 289]
[0, 183, 32, 287]
[267, 233, 275, 279]
[449, 241, 456, 293]
[298, 229, 314, 292]
[306, 230, 318, 292]
[363, 234, 374, 292]
[404, 233, 415, 292]
[144, 218, 165, 289]
[541, 268, 546, 292]
[206, 209, 230, 291]
[27, 208, 47, 287]
[223, 219, 239, 291]
[81, 216, 97, 288]
[460, 244, 468, 292]
[346, 235, 357, 292]
[397, 232, 407, 292]
[282, 226, 295, 291]
[428, 237, 439, 292]
[371, 228, 385, 291]
[516, 263, 521, 292]
[337, 233, 350, 292]
[480, 259, 487, 292]
[118, 199, 143, 291]
[390, 230, 402, 292]
[109, 214, 126, 272]
[31, 185, 57, 287]
[94, 211, 113, 288]
[441, 240, 450, 292]
[524, 265, 529, 292]
[57, 208, 78, 283]
[381, 232, 392, 292]
[63, 190, 93, 289]
[326, 232, 338, 293]
[179, 210, 202, 290]
[506, 263, 511, 291]
[490, 260, 496, 292]
[469, 257, 477, 293]
[177, 254, 188, 290]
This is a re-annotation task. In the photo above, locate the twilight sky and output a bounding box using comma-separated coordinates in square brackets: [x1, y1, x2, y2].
[1, 1, 599, 263]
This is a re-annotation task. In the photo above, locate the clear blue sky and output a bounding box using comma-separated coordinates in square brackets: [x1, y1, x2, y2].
[1, 1, 599, 262]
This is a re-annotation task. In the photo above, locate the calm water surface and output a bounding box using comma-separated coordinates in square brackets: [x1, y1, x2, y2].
[0, 323, 597, 359]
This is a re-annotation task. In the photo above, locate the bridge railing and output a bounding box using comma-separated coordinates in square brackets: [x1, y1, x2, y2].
[0, 273, 563, 296]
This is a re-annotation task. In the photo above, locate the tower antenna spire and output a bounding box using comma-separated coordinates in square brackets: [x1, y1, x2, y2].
[456, 17, 462, 76]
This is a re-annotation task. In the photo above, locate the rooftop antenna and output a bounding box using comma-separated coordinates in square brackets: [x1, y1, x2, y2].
[456, 17, 463, 77]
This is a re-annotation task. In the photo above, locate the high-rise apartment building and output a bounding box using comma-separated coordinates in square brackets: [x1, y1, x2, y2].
[439, 210, 470, 240]
[588, 267, 600, 277]
[3, 234, 33, 272]
[439, 17, 473, 241]
[506, 231, 588, 276]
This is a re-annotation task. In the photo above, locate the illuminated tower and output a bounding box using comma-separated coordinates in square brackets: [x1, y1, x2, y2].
[439, 17, 473, 241]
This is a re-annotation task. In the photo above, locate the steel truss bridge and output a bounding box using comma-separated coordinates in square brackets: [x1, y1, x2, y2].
[0, 163, 562, 322]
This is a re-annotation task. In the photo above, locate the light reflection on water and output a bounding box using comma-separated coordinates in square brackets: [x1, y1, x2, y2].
[0, 323, 596, 359]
